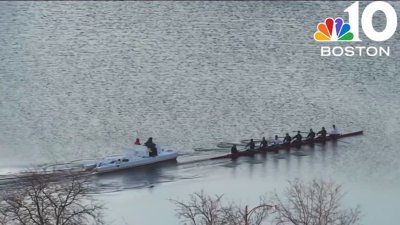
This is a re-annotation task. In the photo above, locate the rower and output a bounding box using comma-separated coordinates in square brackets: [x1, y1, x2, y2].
[330, 124, 340, 136]
[283, 133, 292, 144]
[316, 127, 327, 139]
[273, 135, 282, 145]
[246, 139, 255, 151]
[306, 129, 315, 140]
[231, 144, 238, 154]
[260, 137, 268, 150]
[144, 137, 158, 157]
[292, 131, 302, 143]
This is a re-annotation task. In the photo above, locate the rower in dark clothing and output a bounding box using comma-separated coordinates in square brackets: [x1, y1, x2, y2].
[231, 144, 238, 154]
[144, 137, 153, 147]
[292, 131, 302, 143]
[144, 137, 157, 157]
[246, 139, 255, 150]
[260, 137, 268, 150]
[306, 129, 315, 140]
[316, 127, 327, 139]
[283, 133, 292, 144]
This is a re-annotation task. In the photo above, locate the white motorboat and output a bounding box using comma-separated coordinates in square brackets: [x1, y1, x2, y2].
[85, 145, 178, 173]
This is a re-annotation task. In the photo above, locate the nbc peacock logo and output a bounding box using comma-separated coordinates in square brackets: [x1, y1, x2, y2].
[314, 17, 354, 41]
[315, 1, 397, 57]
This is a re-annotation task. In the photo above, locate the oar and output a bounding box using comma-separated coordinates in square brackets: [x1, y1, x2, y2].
[240, 139, 262, 144]
[231, 146, 251, 153]
[292, 131, 309, 134]
[216, 142, 246, 148]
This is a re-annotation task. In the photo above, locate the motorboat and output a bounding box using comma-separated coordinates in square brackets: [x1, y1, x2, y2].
[85, 145, 178, 173]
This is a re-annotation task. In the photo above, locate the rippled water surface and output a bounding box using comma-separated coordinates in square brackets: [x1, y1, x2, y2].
[1, 1, 400, 225]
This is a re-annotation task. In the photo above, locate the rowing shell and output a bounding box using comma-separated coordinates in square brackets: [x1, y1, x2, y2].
[210, 131, 363, 160]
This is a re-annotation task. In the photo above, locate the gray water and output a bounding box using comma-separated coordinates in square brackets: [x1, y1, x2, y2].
[1, 1, 400, 225]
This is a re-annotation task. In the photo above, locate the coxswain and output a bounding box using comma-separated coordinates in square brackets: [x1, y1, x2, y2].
[306, 129, 315, 140]
[273, 135, 282, 145]
[292, 131, 302, 143]
[283, 133, 292, 144]
[231, 144, 238, 154]
[134, 138, 141, 145]
[330, 124, 340, 136]
[246, 139, 255, 151]
[260, 137, 268, 150]
[317, 127, 327, 139]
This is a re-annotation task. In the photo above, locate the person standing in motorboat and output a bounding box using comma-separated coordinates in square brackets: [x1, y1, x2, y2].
[144, 137, 153, 147]
[144, 137, 158, 157]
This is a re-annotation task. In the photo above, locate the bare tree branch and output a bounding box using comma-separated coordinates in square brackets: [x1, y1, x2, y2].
[172, 180, 361, 225]
[0, 169, 104, 225]
[171, 190, 270, 225]
[271, 179, 360, 225]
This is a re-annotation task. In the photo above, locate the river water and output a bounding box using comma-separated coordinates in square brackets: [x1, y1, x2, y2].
[1, 1, 400, 224]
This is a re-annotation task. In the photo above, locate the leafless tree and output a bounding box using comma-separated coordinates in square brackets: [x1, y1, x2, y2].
[0, 170, 104, 225]
[271, 179, 360, 225]
[171, 190, 271, 225]
[172, 180, 361, 225]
